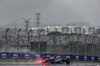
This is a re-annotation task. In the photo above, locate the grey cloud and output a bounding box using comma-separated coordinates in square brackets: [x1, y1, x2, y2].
[0, 0, 100, 28]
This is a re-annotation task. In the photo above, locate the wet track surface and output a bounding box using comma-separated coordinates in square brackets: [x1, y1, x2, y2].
[0, 62, 100, 66]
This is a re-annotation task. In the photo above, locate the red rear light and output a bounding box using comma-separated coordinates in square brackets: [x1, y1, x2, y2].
[36, 59, 45, 63]
[41, 59, 45, 63]
[41, 58, 45, 63]
[36, 58, 45, 63]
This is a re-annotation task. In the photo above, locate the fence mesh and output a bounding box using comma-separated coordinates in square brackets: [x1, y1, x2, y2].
[0, 28, 100, 56]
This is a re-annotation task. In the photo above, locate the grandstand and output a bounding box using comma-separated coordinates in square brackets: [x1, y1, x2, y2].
[0, 26, 100, 56]
[31, 26, 95, 35]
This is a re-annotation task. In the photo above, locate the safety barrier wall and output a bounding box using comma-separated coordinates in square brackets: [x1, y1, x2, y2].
[41, 54, 100, 62]
[0, 52, 41, 60]
[0, 52, 100, 62]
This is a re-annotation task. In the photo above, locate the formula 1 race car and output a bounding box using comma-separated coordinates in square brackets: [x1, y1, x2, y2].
[42, 56, 71, 64]
[50, 56, 62, 64]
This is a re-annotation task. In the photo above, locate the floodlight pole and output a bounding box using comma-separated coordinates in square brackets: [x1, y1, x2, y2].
[6, 28, 9, 44]
[38, 29, 43, 53]
[17, 29, 21, 44]
[28, 29, 32, 44]
[92, 36, 96, 56]
[5, 28, 10, 52]
[77, 34, 80, 55]
[85, 35, 88, 55]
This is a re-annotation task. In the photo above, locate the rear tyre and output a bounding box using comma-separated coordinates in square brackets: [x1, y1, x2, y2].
[50, 59, 55, 64]
[61, 61, 64, 64]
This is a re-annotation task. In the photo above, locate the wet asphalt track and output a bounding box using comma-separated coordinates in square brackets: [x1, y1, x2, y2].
[0, 62, 100, 66]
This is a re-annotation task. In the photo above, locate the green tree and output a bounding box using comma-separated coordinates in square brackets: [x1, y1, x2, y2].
[47, 31, 62, 35]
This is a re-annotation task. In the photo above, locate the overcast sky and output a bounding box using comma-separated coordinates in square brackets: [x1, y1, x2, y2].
[0, 0, 100, 28]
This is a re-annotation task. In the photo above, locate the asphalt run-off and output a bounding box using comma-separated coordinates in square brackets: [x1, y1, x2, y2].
[0, 62, 100, 66]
